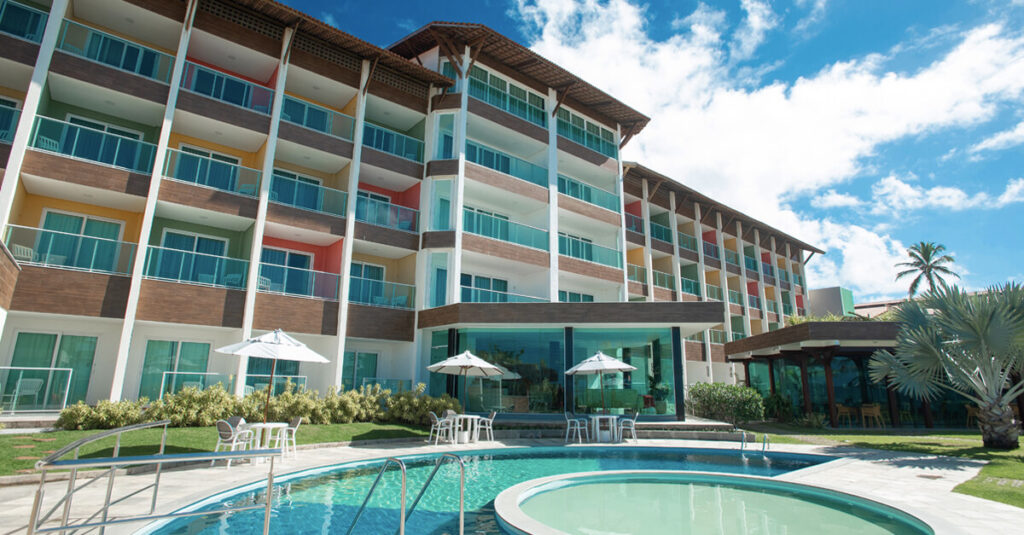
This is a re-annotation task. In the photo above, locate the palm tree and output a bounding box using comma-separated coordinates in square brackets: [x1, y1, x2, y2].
[895, 241, 959, 297]
[869, 283, 1024, 450]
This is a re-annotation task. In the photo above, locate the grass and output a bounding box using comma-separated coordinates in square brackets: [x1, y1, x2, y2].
[0, 423, 428, 477]
[743, 423, 1024, 509]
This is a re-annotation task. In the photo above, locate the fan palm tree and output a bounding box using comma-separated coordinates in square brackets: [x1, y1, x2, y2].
[895, 241, 959, 297]
[869, 283, 1024, 449]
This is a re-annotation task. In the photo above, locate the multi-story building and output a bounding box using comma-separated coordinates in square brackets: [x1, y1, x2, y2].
[0, 0, 819, 419]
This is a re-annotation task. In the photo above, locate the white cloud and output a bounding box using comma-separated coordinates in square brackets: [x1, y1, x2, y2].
[731, 0, 779, 60]
[870, 174, 1024, 213]
[794, 0, 828, 34]
[812, 190, 863, 208]
[968, 120, 1024, 154]
[321, 12, 338, 28]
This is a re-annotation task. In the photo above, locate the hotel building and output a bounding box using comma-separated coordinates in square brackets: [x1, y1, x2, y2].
[0, 0, 820, 419]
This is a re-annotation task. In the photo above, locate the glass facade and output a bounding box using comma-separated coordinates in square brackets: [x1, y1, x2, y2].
[572, 328, 675, 415]
[458, 329, 565, 414]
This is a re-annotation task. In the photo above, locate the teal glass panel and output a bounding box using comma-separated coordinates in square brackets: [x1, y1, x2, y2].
[677, 232, 697, 252]
[777, 358, 804, 415]
[341, 351, 378, 391]
[747, 360, 771, 399]
[180, 62, 273, 114]
[138, 340, 176, 401]
[557, 175, 619, 212]
[458, 329, 565, 414]
[363, 122, 424, 162]
[0, 105, 19, 143]
[558, 234, 620, 268]
[464, 209, 548, 250]
[31, 117, 156, 173]
[0, 0, 46, 42]
[572, 328, 674, 415]
[57, 20, 173, 82]
[3, 333, 59, 410]
[281, 95, 354, 140]
[428, 330, 449, 397]
[649, 222, 672, 244]
[466, 140, 547, 187]
[54, 335, 97, 405]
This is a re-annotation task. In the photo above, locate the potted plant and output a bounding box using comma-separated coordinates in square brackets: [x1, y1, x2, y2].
[651, 381, 671, 414]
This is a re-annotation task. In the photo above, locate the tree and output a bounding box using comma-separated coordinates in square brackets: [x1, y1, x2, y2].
[869, 283, 1024, 449]
[895, 241, 959, 297]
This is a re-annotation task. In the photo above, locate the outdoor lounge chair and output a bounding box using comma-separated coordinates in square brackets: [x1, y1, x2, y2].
[618, 411, 639, 443]
[214, 418, 254, 468]
[861, 404, 885, 428]
[428, 411, 454, 445]
[564, 412, 589, 443]
[476, 411, 497, 441]
[273, 417, 302, 458]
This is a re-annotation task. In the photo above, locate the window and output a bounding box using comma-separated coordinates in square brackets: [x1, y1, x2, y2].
[174, 145, 240, 191]
[342, 351, 378, 390]
[260, 247, 313, 295]
[138, 340, 210, 400]
[558, 231, 594, 260]
[62, 115, 145, 169]
[37, 210, 123, 272]
[271, 168, 322, 211]
[555, 108, 617, 158]
[246, 357, 299, 395]
[156, 230, 229, 285]
[349, 261, 386, 304]
[4, 332, 96, 408]
[355, 190, 393, 227]
[445, 60, 547, 127]
[461, 273, 508, 302]
[559, 291, 594, 303]
[463, 206, 510, 240]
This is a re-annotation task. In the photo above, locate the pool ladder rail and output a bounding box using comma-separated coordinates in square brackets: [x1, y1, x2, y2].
[345, 453, 466, 535]
[739, 433, 771, 455]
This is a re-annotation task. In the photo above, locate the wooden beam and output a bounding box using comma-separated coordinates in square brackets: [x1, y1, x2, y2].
[647, 179, 664, 201]
[675, 194, 690, 213]
[413, 55, 423, 66]
[464, 37, 486, 76]
[619, 123, 637, 149]
[800, 359, 811, 416]
[699, 205, 714, 225]
[360, 56, 379, 96]
[551, 82, 579, 117]
[430, 29, 463, 78]
[823, 355, 837, 428]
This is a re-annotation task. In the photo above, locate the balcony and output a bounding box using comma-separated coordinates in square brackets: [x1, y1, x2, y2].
[466, 75, 546, 128]
[5, 225, 136, 275]
[766, 300, 779, 314]
[705, 284, 723, 301]
[0, 0, 46, 43]
[625, 213, 643, 234]
[559, 234, 621, 268]
[0, 366, 72, 412]
[732, 332, 747, 342]
[680, 277, 700, 296]
[793, 273, 805, 286]
[779, 270, 791, 283]
[356, 195, 419, 232]
[762, 262, 775, 278]
[245, 374, 307, 396]
[31, 116, 156, 173]
[744, 256, 758, 271]
[164, 148, 260, 197]
[558, 175, 618, 212]
[702, 240, 720, 260]
[181, 61, 273, 114]
[143, 246, 248, 289]
[650, 222, 672, 244]
[652, 269, 674, 290]
[677, 232, 697, 252]
[464, 209, 548, 250]
[708, 329, 727, 345]
[556, 116, 617, 159]
[466, 139, 547, 188]
[626, 263, 646, 283]
[270, 173, 346, 217]
[257, 263, 339, 300]
[364, 122, 423, 162]
[57, 19, 174, 83]
[348, 276, 415, 309]
[461, 286, 545, 303]
[783, 302, 794, 315]
[1, 106, 18, 143]
[724, 249, 740, 267]
[727, 289, 742, 306]
[748, 294, 761, 309]
[281, 95, 354, 140]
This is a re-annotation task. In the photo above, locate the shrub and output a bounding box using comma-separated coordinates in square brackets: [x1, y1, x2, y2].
[56, 401, 94, 430]
[87, 399, 147, 429]
[764, 393, 794, 422]
[687, 382, 764, 424]
[798, 412, 828, 429]
[147, 385, 236, 427]
[385, 383, 460, 426]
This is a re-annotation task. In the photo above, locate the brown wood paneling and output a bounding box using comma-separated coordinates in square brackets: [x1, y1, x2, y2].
[0, 143, 11, 169]
[431, 93, 461, 111]
[348, 303, 414, 341]
[763, 276, 776, 286]
[463, 234, 547, 266]
[159, 179, 258, 218]
[557, 194, 619, 226]
[725, 263, 741, 275]
[653, 287, 675, 301]
[749, 308, 762, 320]
[426, 159, 458, 177]
[50, 52, 169, 104]
[680, 293, 698, 302]
[418, 301, 724, 329]
[0, 244, 20, 310]
[559, 256, 623, 283]
[123, 0, 187, 20]
[651, 239, 673, 255]
[780, 280, 791, 291]
[679, 249, 698, 263]
[421, 231, 455, 249]
[193, 9, 280, 58]
[10, 266, 129, 317]
[676, 202, 695, 220]
[266, 203, 345, 236]
[746, 269, 760, 281]
[277, 122, 354, 159]
[290, 48, 360, 89]
[709, 345, 726, 363]
[623, 180, 643, 199]
[467, 97, 547, 143]
[22, 150, 150, 196]
[464, 162, 547, 202]
[556, 137, 617, 172]
[626, 231, 644, 246]
[361, 147, 423, 179]
[768, 312, 779, 324]
[353, 222, 418, 250]
[627, 281, 646, 296]
[136, 279, 244, 327]
[367, 82, 427, 113]
[723, 321, 902, 356]
[704, 257, 721, 270]
[0, 32, 38, 66]
[253, 293, 339, 335]
[729, 304, 743, 316]
[684, 340, 705, 361]
[177, 91, 271, 134]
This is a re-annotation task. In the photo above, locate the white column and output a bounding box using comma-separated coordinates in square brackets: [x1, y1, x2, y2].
[615, 125, 628, 301]
[0, 0, 70, 231]
[752, 229, 770, 334]
[735, 221, 752, 338]
[668, 192, 682, 300]
[715, 212, 730, 338]
[447, 45, 471, 305]
[794, 248, 807, 314]
[785, 242, 798, 320]
[108, 0, 199, 401]
[692, 203, 712, 380]
[545, 87, 559, 301]
[640, 180, 654, 302]
[770, 236, 785, 328]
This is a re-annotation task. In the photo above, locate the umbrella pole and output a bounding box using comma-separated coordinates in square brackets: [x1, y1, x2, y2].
[600, 371, 606, 414]
[263, 359, 276, 424]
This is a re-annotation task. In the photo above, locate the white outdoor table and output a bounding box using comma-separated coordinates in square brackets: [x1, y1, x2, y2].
[590, 415, 619, 443]
[246, 422, 288, 452]
[453, 414, 481, 443]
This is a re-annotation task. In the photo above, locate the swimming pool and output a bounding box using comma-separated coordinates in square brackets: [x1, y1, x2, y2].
[146, 446, 833, 534]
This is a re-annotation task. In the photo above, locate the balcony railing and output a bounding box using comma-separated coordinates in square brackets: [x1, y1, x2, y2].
[705, 284, 723, 301]
[358, 378, 412, 392]
[31, 116, 157, 173]
[794, 273, 805, 286]
[461, 286, 546, 303]
[356, 195, 419, 232]
[783, 302, 794, 315]
[732, 332, 747, 342]
[181, 61, 273, 114]
[778, 270, 791, 283]
[748, 294, 761, 309]
[1, 366, 72, 412]
[556, 118, 617, 159]
[680, 277, 700, 296]
[744, 256, 758, 271]
[557, 175, 619, 212]
[164, 148, 260, 196]
[724, 249, 740, 266]
[464, 209, 548, 250]
[270, 173, 346, 217]
[727, 289, 743, 306]
[258, 263, 339, 300]
[626, 264, 646, 284]
[652, 270, 674, 290]
[559, 234, 621, 268]
[702, 240, 720, 259]
[650, 222, 672, 244]
[348, 276, 415, 309]
[0, 0, 46, 42]
[466, 139, 547, 188]
[363, 122, 424, 162]
[467, 76, 546, 128]
[685, 332, 704, 342]
[58, 19, 174, 83]
[625, 213, 643, 234]
[143, 246, 248, 289]
[708, 329, 727, 345]
[245, 374, 307, 396]
[0, 106, 18, 143]
[5, 225, 136, 275]
[762, 262, 775, 278]
[766, 300, 779, 314]
[281, 95, 354, 140]
[158, 372, 234, 399]
[677, 232, 697, 252]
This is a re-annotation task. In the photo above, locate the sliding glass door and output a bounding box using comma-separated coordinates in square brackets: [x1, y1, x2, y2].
[2, 332, 96, 410]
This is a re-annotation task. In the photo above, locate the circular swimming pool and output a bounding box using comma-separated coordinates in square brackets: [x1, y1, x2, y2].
[144, 446, 834, 535]
[496, 471, 935, 535]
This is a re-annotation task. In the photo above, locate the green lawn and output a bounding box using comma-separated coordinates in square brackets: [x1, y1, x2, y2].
[0, 423, 428, 477]
[744, 423, 1024, 509]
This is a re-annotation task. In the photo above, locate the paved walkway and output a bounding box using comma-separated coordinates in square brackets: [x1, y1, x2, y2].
[1, 438, 1020, 534]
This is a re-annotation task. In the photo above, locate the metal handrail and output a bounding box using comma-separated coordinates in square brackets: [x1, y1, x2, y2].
[740, 432, 747, 451]
[762, 434, 771, 455]
[404, 453, 465, 535]
[346, 457, 407, 535]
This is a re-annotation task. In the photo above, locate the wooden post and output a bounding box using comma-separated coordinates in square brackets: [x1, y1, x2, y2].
[922, 400, 934, 428]
[767, 359, 776, 395]
[823, 356, 837, 428]
[742, 361, 751, 387]
[799, 358, 811, 416]
[886, 382, 901, 427]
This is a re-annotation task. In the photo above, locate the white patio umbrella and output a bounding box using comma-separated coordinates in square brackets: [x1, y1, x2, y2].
[565, 351, 637, 413]
[427, 350, 503, 411]
[216, 329, 329, 423]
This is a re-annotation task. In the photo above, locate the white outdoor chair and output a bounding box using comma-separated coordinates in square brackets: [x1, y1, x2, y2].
[3, 378, 44, 409]
[273, 417, 302, 458]
[257, 276, 272, 291]
[428, 411, 454, 445]
[564, 411, 589, 443]
[10, 244, 34, 262]
[618, 411, 640, 443]
[213, 418, 254, 468]
[476, 411, 497, 441]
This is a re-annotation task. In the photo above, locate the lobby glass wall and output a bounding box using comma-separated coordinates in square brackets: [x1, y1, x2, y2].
[776, 358, 804, 414]
[748, 361, 771, 399]
[572, 328, 675, 415]
[832, 355, 891, 426]
[459, 329, 565, 413]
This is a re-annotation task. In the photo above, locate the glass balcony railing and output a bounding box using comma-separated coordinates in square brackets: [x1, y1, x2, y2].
[5, 225, 136, 275]
[464, 209, 548, 250]
[31, 116, 156, 173]
[705, 284, 723, 301]
[766, 300, 779, 314]
[727, 289, 743, 306]
[348, 276, 415, 309]
[356, 195, 419, 232]
[358, 378, 412, 393]
[625, 213, 643, 234]
[363, 122, 424, 162]
[559, 234, 621, 268]
[732, 332, 747, 342]
[677, 232, 697, 252]
[557, 175, 619, 212]
[794, 273, 805, 286]
[556, 118, 617, 159]
[652, 270, 675, 290]
[680, 277, 700, 296]
[0, 106, 19, 143]
[164, 148, 261, 196]
[626, 264, 646, 284]
[703, 240, 720, 259]
[466, 139, 547, 188]
[708, 329, 727, 345]
[724, 249, 740, 266]
[762, 262, 775, 278]
[144, 246, 248, 289]
[783, 302, 794, 315]
[281, 95, 354, 140]
[467, 76, 547, 128]
[158, 372, 234, 399]
[744, 256, 758, 271]
[748, 294, 761, 309]
[245, 374, 307, 396]
[58, 19, 174, 83]
[258, 263, 339, 300]
[461, 286, 546, 303]
[1, 366, 72, 412]
[181, 61, 273, 114]
[650, 222, 672, 244]
[0, 0, 46, 43]
[270, 173, 346, 217]
[685, 332, 704, 342]
[779, 270, 791, 283]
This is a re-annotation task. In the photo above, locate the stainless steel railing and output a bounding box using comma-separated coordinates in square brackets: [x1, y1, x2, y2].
[403, 453, 465, 535]
[346, 457, 407, 535]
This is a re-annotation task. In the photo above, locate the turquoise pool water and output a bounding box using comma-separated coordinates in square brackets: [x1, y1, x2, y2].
[149, 446, 831, 534]
[512, 472, 933, 535]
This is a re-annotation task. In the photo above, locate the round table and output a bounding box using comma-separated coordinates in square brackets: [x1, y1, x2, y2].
[589, 415, 619, 443]
[246, 422, 288, 449]
[453, 415, 481, 443]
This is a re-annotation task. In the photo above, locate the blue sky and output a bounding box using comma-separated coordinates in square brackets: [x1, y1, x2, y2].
[283, 0, 1024, 302]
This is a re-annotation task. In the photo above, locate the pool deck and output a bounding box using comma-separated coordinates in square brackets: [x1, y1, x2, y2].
[1, 438, 1019, 534]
